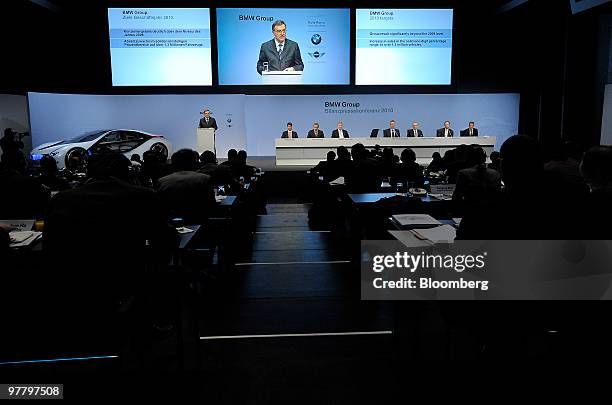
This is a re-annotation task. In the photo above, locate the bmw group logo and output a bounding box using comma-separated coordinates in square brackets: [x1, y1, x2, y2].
[311, 33, 322, 45]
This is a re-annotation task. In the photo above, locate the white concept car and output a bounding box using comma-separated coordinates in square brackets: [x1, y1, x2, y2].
[30, 129, 172, 171]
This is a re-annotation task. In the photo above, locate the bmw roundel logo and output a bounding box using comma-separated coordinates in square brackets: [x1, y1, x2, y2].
[311, 34, 322, 45]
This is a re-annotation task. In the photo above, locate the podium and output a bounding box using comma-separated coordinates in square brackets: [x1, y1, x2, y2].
[262, 70, 303, 85]
[196, 128, 216, 155]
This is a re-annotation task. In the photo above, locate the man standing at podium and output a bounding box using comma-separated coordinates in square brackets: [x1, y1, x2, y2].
[199, 109, 218, 130]
[257, 20, 304, 75]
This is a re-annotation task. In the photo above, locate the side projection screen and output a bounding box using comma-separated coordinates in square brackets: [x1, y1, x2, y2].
[108, 8, 212, 86]
[355, 9, 453, 85]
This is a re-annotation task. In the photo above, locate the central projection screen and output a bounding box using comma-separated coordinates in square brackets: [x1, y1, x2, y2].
[216, 8, 351, 85]
[108, 8, 212, 86]
[355, 9, 453, 85]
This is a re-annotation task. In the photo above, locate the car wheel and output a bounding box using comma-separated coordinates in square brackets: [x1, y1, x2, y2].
[150, 143, 168, 161]
[65, 147, 88, 172]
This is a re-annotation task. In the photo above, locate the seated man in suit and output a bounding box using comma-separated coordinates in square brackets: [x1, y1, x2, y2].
[0, 225, 8, 256]
[0, 151, 50, 219]
[233, 150, 257, 179]
[436, 121, 454, 137]
[43, 151, 176, 319]
[199, 109, 218, 130]
[346, 143, 382, 192]
[311, 151, 338, 181]
[383, 120, 401, 137]
[408, 121, 424, 137]
[281, 122, 298, 139]
[456, 135, 553, 240]
[452, 146, 501, 205]
[395, 148, 425, 187]
[158, 149, 216, 224]
[220, 149, 238, 168]
[581, 146, 612, 236]
[257, 20, 304, 75]
[460, 121, 479, 137]
[37, 155, 70, 191]
[198, 150, 235, 188]
[307, 122, 325, 138]
[331, 121, 350, 138]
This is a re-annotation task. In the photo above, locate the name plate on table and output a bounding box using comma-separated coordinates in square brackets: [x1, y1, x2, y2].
[0, 219, 35, 231]
[430, 184, 456, 196]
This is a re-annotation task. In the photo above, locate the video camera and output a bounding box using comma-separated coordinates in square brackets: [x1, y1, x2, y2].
[4, 127, 29, 140]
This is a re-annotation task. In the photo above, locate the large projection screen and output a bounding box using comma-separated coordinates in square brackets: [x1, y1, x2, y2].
[356, 9, 453, 85]
[217, 8, 350, 85]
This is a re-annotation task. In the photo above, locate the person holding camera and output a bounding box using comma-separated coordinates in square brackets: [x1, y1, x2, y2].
[0, 128, 25, 157]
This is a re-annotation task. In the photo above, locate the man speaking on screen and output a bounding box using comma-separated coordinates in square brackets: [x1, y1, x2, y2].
[257, 20, 304, 75]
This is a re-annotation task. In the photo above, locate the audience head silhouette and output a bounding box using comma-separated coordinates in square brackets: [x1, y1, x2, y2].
[500, 135, 543, 190]
[200, 150, 217, 165]
[337, 146, 350, 161]
[40, 155, 59, 175]
[400, 148, 417, 164]
[350, 143, 367, 161]
[237, 150, 248, 164]
[467, 145, 487, 166]
[143, 150, 161, 164]
[581, 146, 612, 191]
[382, 147, 394, 163]
[171, 149, 200, 172]
[86, 151, 131, 181]
[227, 149, 238, 162]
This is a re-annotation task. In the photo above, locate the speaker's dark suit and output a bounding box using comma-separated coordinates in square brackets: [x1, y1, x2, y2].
[199, 117, 218, 130]
[407, 129, 424, 137]
[281, 130, 299, 139]
[460, 128, 479, 137]
[436, 128, 454, 137]
[307, 129, 325, 138]
[257, 39, 304, 75]
[383, 128, 401, 137]
[331, 129, 350, 138]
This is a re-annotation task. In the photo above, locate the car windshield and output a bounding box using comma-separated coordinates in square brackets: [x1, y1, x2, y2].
[63, 130, 109, 144]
